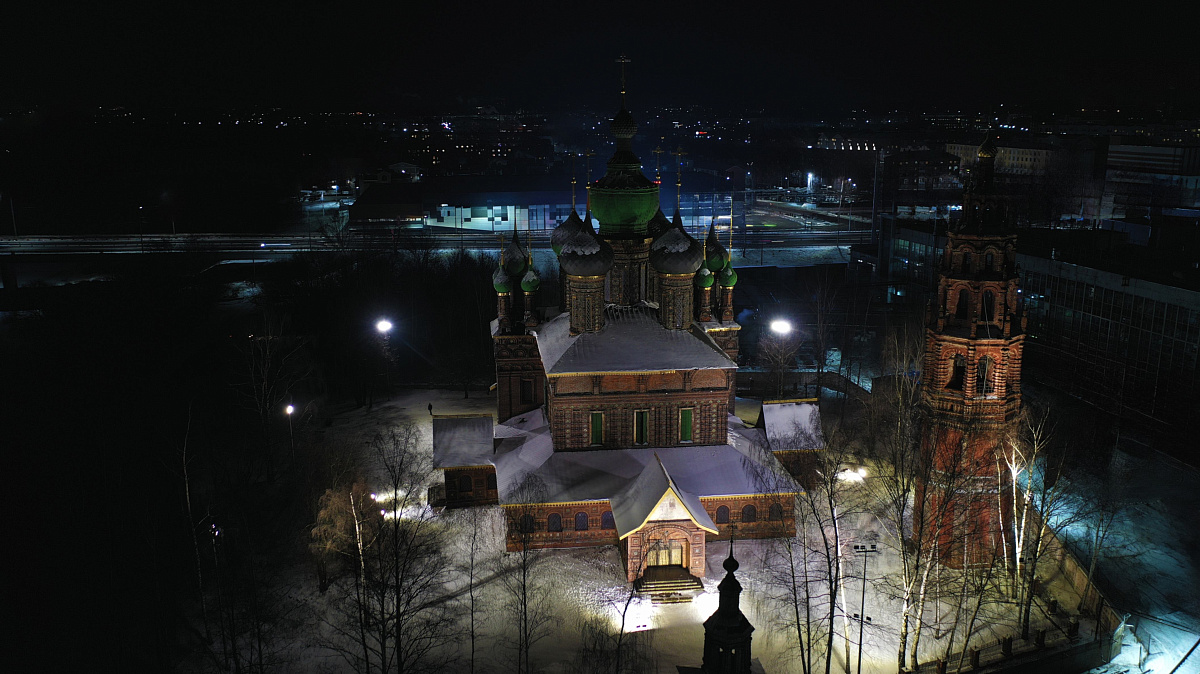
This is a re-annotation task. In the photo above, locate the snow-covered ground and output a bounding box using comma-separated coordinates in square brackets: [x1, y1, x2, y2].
[1057, 447, 1200, 674]
[180, 388, 1196, 673]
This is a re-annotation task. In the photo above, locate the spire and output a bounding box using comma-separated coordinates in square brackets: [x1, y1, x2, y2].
[616, 54, 631, 108]
[653, 141, 665, 185]
[584, 148, 595, 211]
[728, 196, 735, 262]
[703, 534, 755, 674]
[673, 146, 687, 213]
[571, 154, 578, 211]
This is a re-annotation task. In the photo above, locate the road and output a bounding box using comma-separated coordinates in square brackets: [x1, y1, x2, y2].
[0, 226, 873, 256]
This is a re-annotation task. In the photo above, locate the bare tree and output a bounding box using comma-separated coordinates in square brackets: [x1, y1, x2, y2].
[758, 330, 802, 398]
[998, 404, 1073, 638]
[502, 474, 554, 674]
[793, 418, 859, 674]
[371, 423, 457, 673]
[312, 424, 456, 674]
[445, 505, 504, 674]
[861, 321, 948, 673]
[235, 314, 312, 458]
[1072, 442, 1129, 618]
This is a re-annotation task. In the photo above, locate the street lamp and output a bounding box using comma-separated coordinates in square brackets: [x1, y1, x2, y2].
[853, 543, 879, 674]
[375, 318, 394, 394]
[285, 404, 295, 460]
[770, 319, 792, 335]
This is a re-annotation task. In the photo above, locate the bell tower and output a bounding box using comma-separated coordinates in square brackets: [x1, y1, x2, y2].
[919, 133, 1026, 568]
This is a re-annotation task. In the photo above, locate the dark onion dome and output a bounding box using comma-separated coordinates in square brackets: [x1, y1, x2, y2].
[501, 231, 528, 277]
[520, 268, 541, 293]
[978, 133, 998, 159]
[492, 266, 511, 293]
[694, 265, 715, 288]
[610, 107, 638, 139]
[647, 208, 672, 240]
[704, 223, 728, 272]
[650, 209, 703, 274]
[717, 261, 738, 287]
[559, 228, 614, 277]
[650, 226, 704, 274]
[551, 209, 588, 256]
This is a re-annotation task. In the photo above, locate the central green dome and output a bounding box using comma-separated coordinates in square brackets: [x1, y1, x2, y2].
[591, 107, 660, 235]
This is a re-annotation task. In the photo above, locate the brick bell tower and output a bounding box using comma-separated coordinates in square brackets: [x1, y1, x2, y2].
[919, 133, 1026, 568]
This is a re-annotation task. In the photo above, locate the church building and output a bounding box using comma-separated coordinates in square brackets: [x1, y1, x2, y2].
[434, 83, 800, 588]
[917, 134, 1027, 568]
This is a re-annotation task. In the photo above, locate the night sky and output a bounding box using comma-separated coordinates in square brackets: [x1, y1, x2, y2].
[8, 1, 1199, 114]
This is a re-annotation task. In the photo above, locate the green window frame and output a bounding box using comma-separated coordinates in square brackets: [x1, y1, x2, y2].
[679, 408, 693, 443]
[590, 411, 604, 445]
[633, 410, 649, 445]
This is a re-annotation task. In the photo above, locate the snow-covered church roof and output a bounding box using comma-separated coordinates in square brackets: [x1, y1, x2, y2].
[432, 414, 495, 468]
[531, 304, 736, 375]
[762, 400, 823, 451]
[610, 457, 718, 539]
[490, 413, 798, 506]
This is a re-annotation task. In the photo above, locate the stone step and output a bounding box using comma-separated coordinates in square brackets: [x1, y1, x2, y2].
[650, 592, 694, 604]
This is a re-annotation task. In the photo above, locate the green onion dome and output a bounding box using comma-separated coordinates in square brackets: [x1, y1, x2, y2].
[501, 231, 528, 277]
[559, 227, 614, 277]
[492, 266, 511, 293]
[591, 107, 659, 235]
[704, 223, 728, 272]
[647, 207, 673, 240]
[551, 209, 588, 256]
[694, 265, 715, 288]
[650, 209, 704, 274]
[717, 261, 738, 288]
[520, 268, 541, 293]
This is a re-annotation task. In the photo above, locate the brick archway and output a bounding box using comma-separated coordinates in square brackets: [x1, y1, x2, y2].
[623, 521, 707, 582]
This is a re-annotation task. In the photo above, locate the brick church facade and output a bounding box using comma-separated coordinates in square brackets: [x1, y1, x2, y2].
[918, 134, 1027, 568]
[433, 86, 798, 588]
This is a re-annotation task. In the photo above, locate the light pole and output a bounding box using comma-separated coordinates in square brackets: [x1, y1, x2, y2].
[853, 543, 879, 674]
[285, 404, 295, 460]
[376, 318, 393, 394]
[769, 320, 793, 397]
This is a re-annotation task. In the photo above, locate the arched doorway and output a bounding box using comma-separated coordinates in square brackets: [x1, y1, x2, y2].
[646, 535, 688, 568]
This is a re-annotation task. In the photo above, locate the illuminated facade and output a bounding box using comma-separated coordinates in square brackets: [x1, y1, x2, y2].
[435, 90, 796, 589]
[918, 134, 1026, 568]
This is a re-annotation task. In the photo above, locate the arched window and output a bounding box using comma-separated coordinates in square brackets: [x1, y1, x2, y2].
[458, 474, 473, 493]
[519, 514, 535, 534]
[715, 506, 730, 524]
[962, 251, 972, 274]
[575, 512, 589, 531]
[947, 354, 966, 391]
[955, 289, 970, 319]
[487, 473, 497, 490]
[601, 511, 615, 530]
[741, 505, 757, 523]
[547, 513, 562, 532]
[981, 290, 995, 322]
[977, 356, 995, 395]
[985, 252, 995, 270]
[769, 503, 784, 522]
